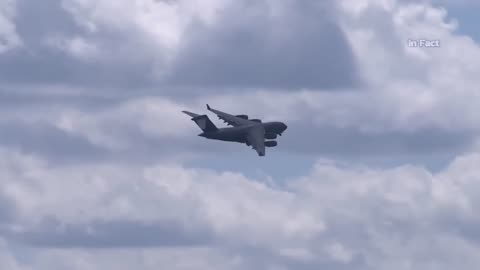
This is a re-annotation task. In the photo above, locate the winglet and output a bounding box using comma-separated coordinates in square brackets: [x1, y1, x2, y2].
[206, 104, 211, 110]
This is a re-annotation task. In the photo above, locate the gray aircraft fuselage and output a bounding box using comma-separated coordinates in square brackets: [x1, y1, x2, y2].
[198, 121, 287, 144]
[183, 104, 288, 156]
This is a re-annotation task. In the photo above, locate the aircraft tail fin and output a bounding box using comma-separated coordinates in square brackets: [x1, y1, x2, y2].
[182, 111, 218, 132]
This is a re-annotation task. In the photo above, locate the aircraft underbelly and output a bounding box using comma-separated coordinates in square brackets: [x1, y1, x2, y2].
[212, 128, 247, 142]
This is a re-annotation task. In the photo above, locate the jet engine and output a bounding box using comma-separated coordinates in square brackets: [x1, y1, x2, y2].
[265, 133, 277, 140]
[236, 115, 248, 119]
[251, 119, 262, 123]
[265, 141, 277, 147]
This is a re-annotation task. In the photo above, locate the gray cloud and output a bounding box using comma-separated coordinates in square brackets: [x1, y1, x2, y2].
[0, 0, 79, 84]
[168, 0, 360, 90]
[11, 217, 213, 248]
[0, 0, 158, 88]
[0, 122, 108, 162]
[1, 0, 480, 268]
[282, 123, 474, 157]
[0, 88, 474, 168]
[0, 193, 15, 226]
[0, 0, 361, 91]
[0, 0, 476, 102]
[14, 0, 78, 44]
[3, 149, 480, 269]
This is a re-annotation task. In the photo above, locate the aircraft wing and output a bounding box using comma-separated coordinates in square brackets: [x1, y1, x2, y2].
[206, 104, 251, 127]
[246, 125, 266, 156]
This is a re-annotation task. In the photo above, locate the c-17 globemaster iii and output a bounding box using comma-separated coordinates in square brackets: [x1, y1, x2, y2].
[182, 104, 287, 156]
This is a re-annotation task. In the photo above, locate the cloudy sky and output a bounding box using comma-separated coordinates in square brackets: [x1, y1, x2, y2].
[1, 0, 480, 269]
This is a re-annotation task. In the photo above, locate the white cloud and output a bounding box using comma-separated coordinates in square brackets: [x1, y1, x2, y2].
[192, 0, 480, 139]
[183, 1, 475, 139]
[58, 0, 228, 68]
[2, 0, 480, 268]
[0, 0, 21, 53]
[326, 242, 353, 263]
[0, 94, 194, 152]
[0, 238, 27, 270]
[55, 97, 196, 150]
[2, 147, 480, 269]
[0, 0, 477, 162]
[337, 0, 480, 132]
[45, 35, 99, 61]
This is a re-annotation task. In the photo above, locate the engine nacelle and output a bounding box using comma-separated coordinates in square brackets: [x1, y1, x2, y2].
[236, 114, 248, 119]
[250, 119, 262, 123]
[265, 133, 277, 140]
[265, 141, 277, 147]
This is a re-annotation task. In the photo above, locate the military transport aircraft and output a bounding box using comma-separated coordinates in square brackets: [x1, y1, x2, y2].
[182, 104, 287, 156]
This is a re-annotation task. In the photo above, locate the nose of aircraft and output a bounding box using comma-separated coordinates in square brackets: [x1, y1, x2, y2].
[281, 123, 288, 131]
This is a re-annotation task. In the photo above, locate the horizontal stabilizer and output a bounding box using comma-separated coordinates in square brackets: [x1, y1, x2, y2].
[182, 111, 200, 118]
[183, 110, 218, 132]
